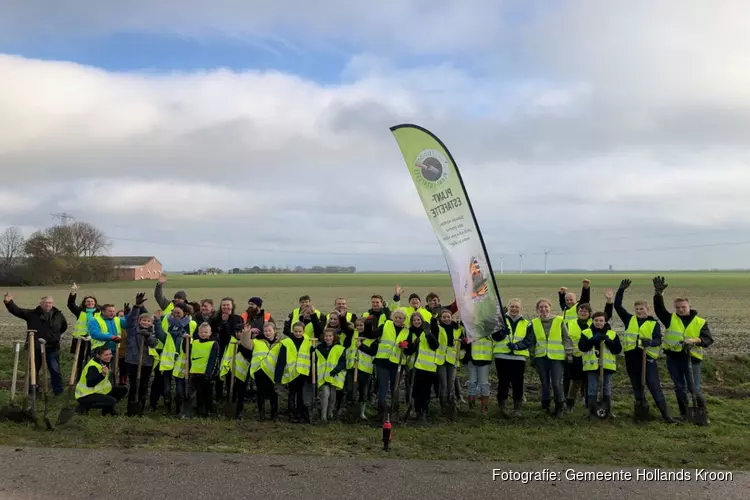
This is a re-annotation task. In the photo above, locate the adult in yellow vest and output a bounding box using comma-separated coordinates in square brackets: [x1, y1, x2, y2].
[326, 297, 357, 326]
[154, 302, 196, 414]
[67, 282, 99, 383]
[652, 276, 714, 422]
[373, 309, 415, 421]
[615, 280, 676, 423]
[412, 323, 440, 422]
[153, 273, 188, 317]
[558, 278, 591, 322]
[284, 295, 322, 337]
[75, 346, 128, 416]
[507, 298, 574, 417]
[431, 309, 461, 410]
[362, 294, 393, 326]
[464, 331, 493, 414]
[578, 312, 622, 419]
[88, 304, 126, 354]
[492, 299, 529, 417]
[273, 321, 314, 422]
[391, 285, 432, 324]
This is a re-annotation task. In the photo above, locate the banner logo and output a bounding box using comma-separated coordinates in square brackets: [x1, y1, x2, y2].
[414, 149, 449, 187]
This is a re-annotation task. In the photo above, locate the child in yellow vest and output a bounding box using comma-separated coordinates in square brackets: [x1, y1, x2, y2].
[315, 328, 347, 423]
[274, 322, 314, 423]
[578, 311, 622, 419]
[75, 346, 128, 416]
[413, 318, 440, 422]
[244, 322, 281, 421]
[353, 318, 378, 420]
[181, 322, 219, 418]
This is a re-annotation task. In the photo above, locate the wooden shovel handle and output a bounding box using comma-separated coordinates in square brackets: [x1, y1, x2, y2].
[28, 331, 37, 386]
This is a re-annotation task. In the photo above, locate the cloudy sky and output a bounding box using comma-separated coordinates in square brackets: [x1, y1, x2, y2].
[1, 0, 749, 272]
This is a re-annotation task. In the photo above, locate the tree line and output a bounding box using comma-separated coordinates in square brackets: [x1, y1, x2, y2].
[0, 223, 115, 286]
[227, 265, 356, 274]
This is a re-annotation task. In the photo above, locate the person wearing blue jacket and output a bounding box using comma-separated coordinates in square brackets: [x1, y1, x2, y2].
[88, 304, 127, 354]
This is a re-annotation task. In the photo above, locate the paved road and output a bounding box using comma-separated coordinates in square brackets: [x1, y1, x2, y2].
[0, 446, 745, 500]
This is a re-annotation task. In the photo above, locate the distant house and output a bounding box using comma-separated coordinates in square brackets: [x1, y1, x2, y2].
[111, 256, 163, 281]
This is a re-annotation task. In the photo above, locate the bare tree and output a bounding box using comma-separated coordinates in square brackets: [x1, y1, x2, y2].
[69, 221, 110, 257]
[0, 227, 25, 272]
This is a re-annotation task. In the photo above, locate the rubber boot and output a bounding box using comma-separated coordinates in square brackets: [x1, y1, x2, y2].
[541, 399, 551, 414]
[676, 398, 688, 421]
[468, 396, 476, 409]
[257, 397, 266, 421]
[553, 400, 564, 418]
[499, 399, 510, 418]
[359, 403, 367, 420]
[512, 400, 523, 418]
[480, 396, 489, 414]
[586, 396, 596, 420]
[657, 401, 678, 424]
[604, 396, 615, 419]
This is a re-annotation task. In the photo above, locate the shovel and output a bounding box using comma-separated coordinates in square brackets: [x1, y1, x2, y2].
[0, 342, 33, 423]
[310, 340, 317, 424]
[223, 342, 238, 418]
[634, 345, 651, 421]
[57, 337, 84, 426]
[685, 345, 708, 426]
[181, 336, 194, 418]
[386, 349, 405, 423]
[38, 339, 54, 430]
[595, 340, 607, 419]
[127, 336, 146, 416]
[27, 331, 39, 428]
[447, 339, 461, 420]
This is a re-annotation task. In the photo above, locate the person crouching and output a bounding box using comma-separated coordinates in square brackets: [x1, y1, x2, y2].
[75, 346, 128, 416]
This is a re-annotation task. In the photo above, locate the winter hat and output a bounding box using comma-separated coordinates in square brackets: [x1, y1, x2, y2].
[174, 291, 187, 300]
[408, 293, 421, 302]
[248, 297, 263, 307]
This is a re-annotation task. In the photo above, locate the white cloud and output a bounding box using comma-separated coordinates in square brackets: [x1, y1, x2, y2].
[1, 1, 750, 271]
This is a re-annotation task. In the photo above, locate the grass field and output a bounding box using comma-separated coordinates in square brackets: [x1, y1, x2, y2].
[1, 272, 749, 468]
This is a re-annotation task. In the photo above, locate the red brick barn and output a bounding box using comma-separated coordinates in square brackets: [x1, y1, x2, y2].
[112, 256, 163, 281]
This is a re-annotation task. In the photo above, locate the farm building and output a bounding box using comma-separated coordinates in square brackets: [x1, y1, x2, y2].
[111, 256, 163, 281]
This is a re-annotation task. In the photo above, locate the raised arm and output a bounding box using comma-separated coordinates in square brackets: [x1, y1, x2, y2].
[613, 280, 633, 325]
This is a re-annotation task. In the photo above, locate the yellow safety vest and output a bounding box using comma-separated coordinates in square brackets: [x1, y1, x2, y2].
[563, 303, 579, 322]
[91, 316, 122, 350]
[278, 337, 312, 384]
[435, 324, 461, 365]
[162, 320, 198, 374]
[393, 304, 432, 324]
[414, 332, 437, 372]
[470, 336, 493, 362]
[375, 321, 410, 365]
[74, 311, 100, 338]
[316, 344, 346, 389]
[75, 359, 112, 399]
[355, 339, 375, 375]
[581, 329, 617, 372]
[565, 319, 591, 358]
[362, 311, 388, 328]
[260, 341, 283, 382]
[189, 339, 216, 375]
[531, 316, 565, 360]
[291, 308, 322, 328]
[494, 318, 530, 358]
[663, 313, 706, 360]
[622, 317, 660, 359]
[219, 338, 252, 382]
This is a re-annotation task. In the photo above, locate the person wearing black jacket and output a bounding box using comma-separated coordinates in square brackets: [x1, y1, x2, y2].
[67, 285, 99, 383]
[412, 323, 440, 422]
[192, 299, 215, 325]
[578, 312, 623, 419]
[614, 280, 676, 423]
[4, 293, 68, 395]
[652, 276, 714, 421]
[75, 346, 128, 415]
[210, 298, 244, 404]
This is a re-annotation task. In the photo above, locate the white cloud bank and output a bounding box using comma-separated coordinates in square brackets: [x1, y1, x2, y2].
[1, 0, 750, 271]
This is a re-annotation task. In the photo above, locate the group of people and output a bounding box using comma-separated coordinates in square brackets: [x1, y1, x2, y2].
[3, 274, 713, 425]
